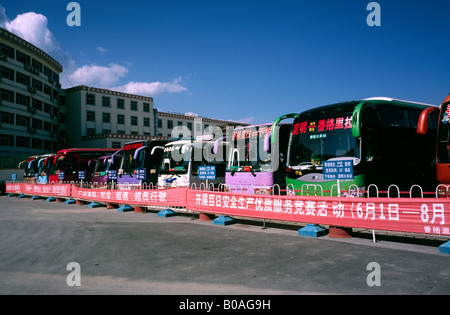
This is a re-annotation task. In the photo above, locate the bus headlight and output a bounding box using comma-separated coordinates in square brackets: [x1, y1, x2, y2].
[438, 187, 448, 198]
[339, 187, 364, 198]
[254, 187, 273, 195]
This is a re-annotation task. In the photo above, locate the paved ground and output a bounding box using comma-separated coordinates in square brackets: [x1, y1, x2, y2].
[0, 195, 449, 297]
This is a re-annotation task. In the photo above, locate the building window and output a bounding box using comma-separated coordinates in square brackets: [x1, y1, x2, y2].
[112, 142, 121, 148]
[43, 66, 52, 78]
[117, 99, 124, 109]
[16, 72, 30, 86]
[117, 114, 125, 125]
[32, 118, 43, 130]
[16, 115, 29, 127]
[167, 120, 173, 129]
[143, 117, 150, 127]
[44, 103, 51, 114]
[32, 138, 42, 149]
[102, 112, 111, 123]
[157, 119, 162, 128]
[0, 42, 14, 58]
[131, 101, 137, 111]
[131, 116, 138, 126]
[43, 84, 51, 96]
[32, 99, 42, 111]
[102, 96, 110, 107]
[177, 121, 183, 127]
[0, 88, 14, 102]
[86, 128, 96, 135]
[44, 121, 51, 132]
[187, 122, 192, 130]
[86, 93, 95, 105]
[143, 102, 150, 112]
[86, 111, 95, 122]
[32, 79, 43, 92]
[32, 59, 42, 73]
[16, 51, 30, 65]
[0, 111, 14, 125]
[16, 136, 30, 148]
[0, 65, 14, 81]
[0, 134, 14, 146]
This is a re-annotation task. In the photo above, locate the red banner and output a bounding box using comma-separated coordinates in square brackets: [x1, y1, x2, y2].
[17, 183, 71, 197]
[6, 183, 450, 237]
[186, 190, 450, 236]
[5, 183, 22, 194]
[71, 186, 187, 207]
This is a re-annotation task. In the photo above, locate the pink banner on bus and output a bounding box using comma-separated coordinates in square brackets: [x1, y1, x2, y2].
[21, 183, 72, 197]
[71, 186, 187, 207]
[186, 190, 450, 236]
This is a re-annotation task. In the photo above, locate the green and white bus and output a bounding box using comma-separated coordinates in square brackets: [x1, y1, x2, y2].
[276, 97, 438, 197]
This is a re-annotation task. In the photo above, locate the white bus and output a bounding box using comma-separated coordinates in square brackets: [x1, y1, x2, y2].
[158, 136, 229, 189]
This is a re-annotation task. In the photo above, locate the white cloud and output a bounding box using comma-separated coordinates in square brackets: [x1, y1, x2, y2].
[96, 46, 108, 55]
[1, 9, 60, 55]
[114, 77, 188, 96]
[0, 5, 188, 96]
[0, 5, 75, 80]
[68, 63, 128, 87]
[235, 117, 255, 124]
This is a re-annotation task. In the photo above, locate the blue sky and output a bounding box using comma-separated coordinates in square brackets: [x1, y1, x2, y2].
[1, 0, 449, 124]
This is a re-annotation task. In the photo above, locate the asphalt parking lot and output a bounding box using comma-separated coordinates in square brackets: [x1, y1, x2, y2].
[0, 195, 449, 297]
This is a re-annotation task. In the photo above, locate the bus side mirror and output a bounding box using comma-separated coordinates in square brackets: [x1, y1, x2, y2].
[213, 136, 228, 154]
[417, 106, 439, 135]
[151, 146, 165, 155]
[264, 133, 271, 152]
[352, 101, 377, 138]
[133, 146, 147, 160]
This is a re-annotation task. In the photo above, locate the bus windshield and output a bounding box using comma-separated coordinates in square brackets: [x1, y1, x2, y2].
[25, 158, 39, 176]
[37, 156, 54, 176]
[120, 148, 145, 175]
[288, 113, 361, 169]
[228, 125, 272, 173]
[53, 155, 77, 175]
[159, 144, 190, 175]
[93, 157, 112, 176]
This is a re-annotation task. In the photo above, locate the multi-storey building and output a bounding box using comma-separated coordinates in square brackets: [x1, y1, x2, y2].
[64, 86, 246, 149]
[156, 111, 244, 138]
[0, 27, 246, 169]
[64, 85, 160, 149]
[0, 28, 63, 167]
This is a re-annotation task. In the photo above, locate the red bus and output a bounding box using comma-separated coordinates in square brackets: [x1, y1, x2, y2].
[49, 148, 118, 183]
[418, 94, 450, 196]
[18, 155, 40, 183]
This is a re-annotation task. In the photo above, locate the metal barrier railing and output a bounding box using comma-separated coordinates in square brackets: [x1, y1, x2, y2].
[6, 180, 449, 198]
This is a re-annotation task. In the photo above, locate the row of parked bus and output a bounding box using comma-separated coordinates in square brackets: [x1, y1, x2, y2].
[19, 95, 450, 197]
